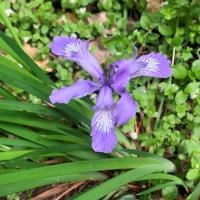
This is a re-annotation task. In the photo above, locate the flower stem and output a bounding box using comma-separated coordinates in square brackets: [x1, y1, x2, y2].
[154, 47, 176, 130]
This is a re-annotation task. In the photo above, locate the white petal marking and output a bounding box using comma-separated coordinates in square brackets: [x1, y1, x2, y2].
[93, 108, 114, 134]
[144, 57, 159, 71]
[139, 56, 160, 74]
[65, 42, 81, 57]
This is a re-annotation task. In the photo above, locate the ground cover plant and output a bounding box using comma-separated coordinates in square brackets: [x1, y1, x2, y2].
[0, 0, 199, 199]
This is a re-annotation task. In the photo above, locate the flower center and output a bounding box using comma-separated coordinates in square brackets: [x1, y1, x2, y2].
[104, 68, 114, 86]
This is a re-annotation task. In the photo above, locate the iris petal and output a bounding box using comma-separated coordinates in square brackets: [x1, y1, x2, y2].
[110, 60, 133, 93]
[49, 79, 100, 104]
[96, 85, 113, 108]
[91, 85, 117, 153]
[114, 91, 138, 125]
[109, 48, 141, 93]
[132, 53, 172, 78]
[49, 37, 104, 81]
[110, 50, 172, 93]
[91, 108, 116, 153]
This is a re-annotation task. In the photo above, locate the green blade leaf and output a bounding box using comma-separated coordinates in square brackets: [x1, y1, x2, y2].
[0, 172, 106, 197]
[0, 4, 22, 47]
[138, 181, 178, 195]
[0, 55, 94, 124]
[187, 182, 200, 200]
[0, 150, 34, 161]
[120, 148, 175, 172]
[0, 137, 41, 148]
[0, 111, 88, 144]
[0, 157, 171, 186]
[0, 100, 64, 119]
[0, 31, 53, 85]
[73, 165, 166, 200]
[0, 122, 60, 147]
[0, 55, 51, 100]
[7, 144, 103, 161]
[0, 87, 17, 100]
[138, 173, 185, 187]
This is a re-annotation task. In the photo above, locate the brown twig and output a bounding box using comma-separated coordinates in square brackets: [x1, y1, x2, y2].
[55, 181, 85, 200]
[31, 183, 69, 200]
[44, 158, 64, 164]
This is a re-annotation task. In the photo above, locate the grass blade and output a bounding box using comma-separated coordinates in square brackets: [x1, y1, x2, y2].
[0, 150, 34, 161]
[0, 172, 106, 197]
[0, 110, 87, 144]
[187, 182, 200, 200]
[0, 100, 64, 119]
[138, 173, 185, 186]
[0, 157, 173, 186]
[121, 148, 175, 172]
[0, 137, 41, 148]
[0, 4, 22, 47]
[0, 122, 60, 147]
[0, 87, 17, 100]
[0, 31, 53, 85]
[138, 181, 178, 195]
[7, 144, 104, 161]
[72, 165, 166, 200]
[0, 55, 51, 100]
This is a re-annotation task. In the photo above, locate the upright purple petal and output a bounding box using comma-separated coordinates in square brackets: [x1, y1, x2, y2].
[91, 108, 116, 153]
[133, 53, 172, 78]
[110, 59, 132, 73]
[109, 48, 140, 93]
[114, 91, 138, 125]
[49, 37, 104, 82]
[110, 47, 137, 73]
[110, 60, 133, 93]
[96, 85, 113, 108]
[49, 79, 100, 104]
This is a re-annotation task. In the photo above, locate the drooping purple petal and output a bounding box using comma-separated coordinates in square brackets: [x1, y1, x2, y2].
[114, 91, 138, 125]
[133, 53, 172, 78]
[49, 79, 100, 104]
[95, 85, 113, 109]
[91, 108, 116, 153]
[49, 36, 104, 82]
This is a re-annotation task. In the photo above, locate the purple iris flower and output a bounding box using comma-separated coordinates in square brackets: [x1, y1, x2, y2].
[49, 37, 172, 153]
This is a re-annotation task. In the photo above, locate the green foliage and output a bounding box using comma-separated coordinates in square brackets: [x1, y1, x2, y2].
[162, 185, 178, 200]
[0, 0, 200, 199]
[0, 18, 184, 200]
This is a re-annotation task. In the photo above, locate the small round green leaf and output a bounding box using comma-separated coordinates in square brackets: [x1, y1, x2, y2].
[158, 24, 173, 36]
[186, 168, 200, 181]
[162, 185, 178, 200]
[140, 13, 152, 30]
[171, 35, 183, 47]
[175, 91, 188, 104]
[192, 60, 200, 79]
[173, 64, 187, 80]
